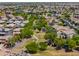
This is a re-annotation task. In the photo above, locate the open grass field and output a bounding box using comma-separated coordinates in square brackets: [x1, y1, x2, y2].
[34, 32, 46, 42]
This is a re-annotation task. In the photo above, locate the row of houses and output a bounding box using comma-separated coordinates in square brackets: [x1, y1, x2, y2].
[0, 13, 28, 45]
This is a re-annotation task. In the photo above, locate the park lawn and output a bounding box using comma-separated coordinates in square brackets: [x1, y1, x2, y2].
[33, 46, 79, 56]
[34, 32, 46, 42]
[11, 31, 46, 54]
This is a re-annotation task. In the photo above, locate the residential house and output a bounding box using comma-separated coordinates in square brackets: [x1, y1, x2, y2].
[13, 28, 23, 35]
[53, 25, 75, 39]
[0, 28, 13, 44]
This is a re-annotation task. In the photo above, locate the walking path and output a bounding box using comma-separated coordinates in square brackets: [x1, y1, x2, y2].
[10, 38, 31, 56]
[0, 38, 32, 56]
[33, 35, 39, 42]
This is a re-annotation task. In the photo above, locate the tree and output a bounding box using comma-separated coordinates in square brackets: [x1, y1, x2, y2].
[20, 27, 33, 38]
[75, 29, 79, 34]
[58, 22, 64, 26]
[66, 39, 76, 51]
[25, 42, 39, 54]
[25, 28, 33, 38]
[34, 17, 47, 31]
[45, 25, 57, 33]
[61, 9, 71, 20]
[7, 37, 15, 48]
[20, 28, 27, 38]
[44, 32, 57, 46]
[72, 35, 79, 46]
[44, 32, 57, 41]
[54, 38, 65, 50]
[39, 42, 48, 51]
[14, 35, 22, 42]
[47, 13, 52, 16]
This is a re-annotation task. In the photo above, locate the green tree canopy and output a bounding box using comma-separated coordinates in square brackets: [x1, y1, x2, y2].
[45, 25, 57, 33]
[33, 17, 47, 31]
[44, 32, 57, 41]
[61, 9, 71, 20]
[72, 35, 79, 46]
[7, 37, 15, 47]
[66, 39, 76, 51]
[54, 38, 65, 49]
[20, 27, 33, 38]
[25, 42, 39, 53]
[39, 42, 48, 51]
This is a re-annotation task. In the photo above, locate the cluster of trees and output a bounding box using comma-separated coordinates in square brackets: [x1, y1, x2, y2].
[7, 24, 34, 48]
[20, 27, 33, 38]
[33, 16, 47, 31]
[8, 10, 79, 53]
[44, 26, 57, 42]
[54, 38, 76, 51]
[13, 12, 28, 20]
[60, 9, 71, 20]
[7, 26, 34, 47]
[45, 34, 78, 51]
[25, 41, 48, 54]
[25, 32, 78, 53]
[72, 35, 79, 46]
[25, 8, 79, 53]
[24, 15, 49, 54]
[7, 14, 36, 48]
[44, 25, 78, 51]
[7, 13, 43, 48]
[45, 25, 57, 33]
[54, 38, 65, 50]
[25, 42, 39, 53]
[65, 39, 76, 51]
[45, 34, 77, 51]
[44, 32, 56, 42]
[27, 14, 39, 21]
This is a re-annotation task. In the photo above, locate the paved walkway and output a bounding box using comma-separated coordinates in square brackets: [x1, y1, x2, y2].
[33, 35, 39, 42]
[0, 38, 31, 56]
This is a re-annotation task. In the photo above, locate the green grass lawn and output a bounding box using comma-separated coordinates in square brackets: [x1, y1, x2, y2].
[34, 32, 46, 42]
[32, 46, 79, 56]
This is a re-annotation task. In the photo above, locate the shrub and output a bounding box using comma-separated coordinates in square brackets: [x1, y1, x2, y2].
[25, 42, 39, 54]
[54, 38, 65, 50]
[44, 32, 56, 42]
[7, 37, 15, 48]
[72, 35, 79, 46]
[66, 39, 76, 51]
[39, 42, 48, 51]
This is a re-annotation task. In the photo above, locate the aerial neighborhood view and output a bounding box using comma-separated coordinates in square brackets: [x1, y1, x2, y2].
[0, 2, 79, 56]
